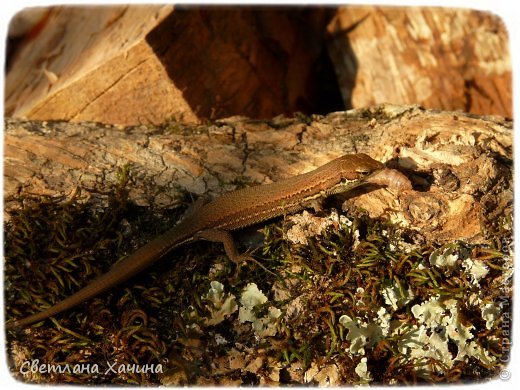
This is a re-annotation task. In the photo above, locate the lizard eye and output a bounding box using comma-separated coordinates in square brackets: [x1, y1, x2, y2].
[356, 168, 371, 177]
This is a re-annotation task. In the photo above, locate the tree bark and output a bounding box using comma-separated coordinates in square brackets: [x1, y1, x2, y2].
[4, 104, 512, 244]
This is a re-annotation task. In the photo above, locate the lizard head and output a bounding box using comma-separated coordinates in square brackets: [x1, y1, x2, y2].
[320, 153, 384, 196]
[336, 153, 385, 181]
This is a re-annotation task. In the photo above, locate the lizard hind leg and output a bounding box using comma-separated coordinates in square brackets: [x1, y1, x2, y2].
[194, 229, 255, 264]
[194, 229, 275, 275]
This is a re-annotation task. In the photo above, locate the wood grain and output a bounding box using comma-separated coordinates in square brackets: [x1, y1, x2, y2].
[327, 7, 512, 117]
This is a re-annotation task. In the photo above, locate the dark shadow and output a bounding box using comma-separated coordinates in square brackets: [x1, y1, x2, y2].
[145, 5, 350, 120]
[324, 11, 369, 110]
[305, 38, 345, 114]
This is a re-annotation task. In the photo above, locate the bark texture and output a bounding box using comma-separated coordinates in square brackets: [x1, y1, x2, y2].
[4, 105, 512, 385]
[4, 104, 512, 244]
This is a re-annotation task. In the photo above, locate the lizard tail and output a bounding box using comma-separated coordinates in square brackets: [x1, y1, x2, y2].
[6, 229, 190, 330]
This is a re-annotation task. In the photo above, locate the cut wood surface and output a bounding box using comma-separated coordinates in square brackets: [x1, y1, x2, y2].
[326, 6, 512, 117]
[6, 6, 511, 126]
[4, 104, 512, 244]
[5, 6, 332, 125]
[5, 5, 194, 124]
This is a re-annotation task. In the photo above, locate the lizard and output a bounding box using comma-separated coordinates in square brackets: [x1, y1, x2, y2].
[5, 153, 411, 330]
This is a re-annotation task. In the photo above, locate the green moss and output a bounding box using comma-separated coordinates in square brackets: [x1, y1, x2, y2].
[5, 170, 512, 385]
[239, 211, 511, 385]
[5, 165, 173, 384]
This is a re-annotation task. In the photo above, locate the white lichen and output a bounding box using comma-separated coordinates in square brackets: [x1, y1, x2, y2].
[429, 245, 459, 269]
[481, 302, 500, 330]
[411, 296, 445, 327]
[397, 324, 451, 365]
[403, 296, 495, 373]
[376, 307, 391, 336]
[467, 292, 482, 307]
[251, 306, 282, 338]
[462, 258, 489, 285]
[239, 283, 268, 323]
[339, 314, 382, 355]
[443, 299, 473, 348]
[202, 281, 238, 326]
[457, 340, 495, 365]
[381, 281, 414, 311]
[355, 357, 373, 382]
[239, 283, 281, 338]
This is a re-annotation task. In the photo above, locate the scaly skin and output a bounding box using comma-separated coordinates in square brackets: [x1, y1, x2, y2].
[7, 153, 396, 330]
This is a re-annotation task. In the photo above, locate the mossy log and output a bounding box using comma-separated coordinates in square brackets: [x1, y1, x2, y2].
[5, 104, 512, 244]
[4, 104, 512, 385]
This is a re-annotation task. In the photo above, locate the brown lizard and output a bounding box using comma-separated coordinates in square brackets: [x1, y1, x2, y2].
[6, 153, 411, 330]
